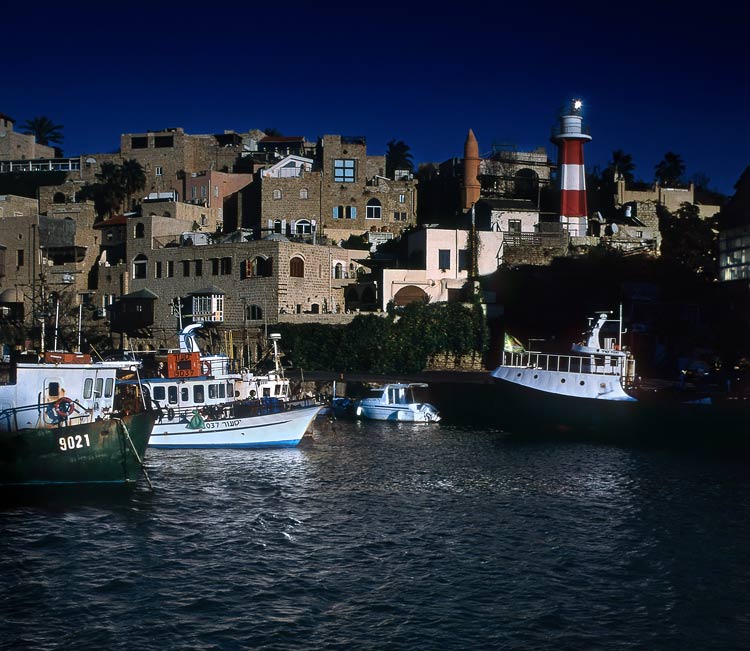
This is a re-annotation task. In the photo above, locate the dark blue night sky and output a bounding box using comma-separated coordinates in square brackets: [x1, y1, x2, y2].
[5, 1, 748, 194]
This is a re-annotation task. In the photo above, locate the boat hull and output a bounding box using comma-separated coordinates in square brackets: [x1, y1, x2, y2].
[0, 412, 154, 487]
[486, 376, 750, 448]
[148, 404, 323, 448]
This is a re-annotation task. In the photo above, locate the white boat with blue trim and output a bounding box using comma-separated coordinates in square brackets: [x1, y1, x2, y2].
[128, 324, 322, 449]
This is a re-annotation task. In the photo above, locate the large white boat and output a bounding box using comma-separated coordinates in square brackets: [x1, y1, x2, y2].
[354, 383, 441, 423]
[133, 324, 322, 449]
[491, 310, 637, 401]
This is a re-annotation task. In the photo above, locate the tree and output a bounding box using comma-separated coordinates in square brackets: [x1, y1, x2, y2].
[606, 150, 636, 182]
[20, 116, 64, 147]
[654, 152, 686, 186]
[385, 139, 414, 178]
[263, 127, 283, 137]
[121, 159, 146, 212]
[658, 202, 718, 280]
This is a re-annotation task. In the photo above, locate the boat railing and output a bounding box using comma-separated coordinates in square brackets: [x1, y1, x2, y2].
[0, 400, 97, 431]
[501, 350, 626, 377]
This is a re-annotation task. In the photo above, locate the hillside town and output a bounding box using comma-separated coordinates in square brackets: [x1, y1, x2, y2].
[0, 101, 749, 380]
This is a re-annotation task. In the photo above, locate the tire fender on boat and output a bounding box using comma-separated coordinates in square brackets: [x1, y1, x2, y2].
[167, 407, 175, 421]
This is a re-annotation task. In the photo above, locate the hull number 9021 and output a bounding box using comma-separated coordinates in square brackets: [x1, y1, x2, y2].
[58, 434, 91, 451]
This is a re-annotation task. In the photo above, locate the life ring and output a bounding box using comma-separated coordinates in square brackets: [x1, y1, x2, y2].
[167, 407, 175, 421]
[201, 361, 211, 376]
[54, 397, 77, 419]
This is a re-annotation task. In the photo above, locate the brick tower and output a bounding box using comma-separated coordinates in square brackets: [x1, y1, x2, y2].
[461, 129, 481, 210]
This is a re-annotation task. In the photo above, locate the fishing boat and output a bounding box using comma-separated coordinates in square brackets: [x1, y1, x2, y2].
[131, 324, 323, 448]
[485, 309, 750, 446]
[353, 383, 441, 422]
[0, 352, 155, 487]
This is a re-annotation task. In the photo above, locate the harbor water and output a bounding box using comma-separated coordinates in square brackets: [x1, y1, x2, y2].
[2, 417, 750, 650]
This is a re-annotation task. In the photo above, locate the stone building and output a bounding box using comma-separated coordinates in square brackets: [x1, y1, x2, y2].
[0, 113, 56, 161]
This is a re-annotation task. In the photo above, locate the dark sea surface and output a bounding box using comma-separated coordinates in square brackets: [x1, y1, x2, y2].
[2, 417, 750, 650]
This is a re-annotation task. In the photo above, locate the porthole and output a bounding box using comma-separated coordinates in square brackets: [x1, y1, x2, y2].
[533, 374, 538, 379]
[517, 372, 522, 378]
[560, 378, 566, 383]
[600, 383, 606, 389]
[580, 381, 585, 386]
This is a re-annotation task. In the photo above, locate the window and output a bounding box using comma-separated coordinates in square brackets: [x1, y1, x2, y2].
[155, 261, 162, 278]
[191, 186, 197, 199]
[290, 257, 304, 278]
[105, 378, 114, 397]
[247, 304, 263, 320]
[193, 385, 206, 403]
[508, 219, 522, 234]
[295, 219, 312, 235]
[168, 386, 178, 404]
[332, 206, 343, 219]
[201, 185, 207, 198]
[300, 188, 308, 199]
[346, 206, 357, 219]
[16, 249, 24, 267]
[154, 135, 174, 148]
[273, 189, 282, 200]
[399, 194, 406, 203]
[366, 198, 382, 219]
[393, 211, 407, 221]
[247, 256, 273, 277]
[84, 378, 93, 399]
[334, 159, 355, 182]
[458, 249, 470, 272]
[167, 260, 174, 277]
[213, 186, 219, 198]
[155, 166, 163, 176]
[153, 386, 166, 401]
[438, 249, 451, 270]
[135, 223, 145, 238]
[131, 136, 148, 149]
[195, 259, 203, 276]
[274, 220, 283, 234]
[222, 257, 232, 275]
[182, 260, 190, 277]
[211, 258, 220, 275]
[133, 254, 148, 279]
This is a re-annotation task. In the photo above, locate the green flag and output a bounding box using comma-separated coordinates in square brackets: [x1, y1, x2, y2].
[503, 333, 525, 353]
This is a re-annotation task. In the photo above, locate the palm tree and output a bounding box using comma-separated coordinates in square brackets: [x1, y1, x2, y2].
[608, 150, 636, 182]
[95, 162, 127, 217]
[121, 159, 146, 212]
[385, 139, 414, 178]
[654, 152, 686, 187]
[20, 116, 64, 147]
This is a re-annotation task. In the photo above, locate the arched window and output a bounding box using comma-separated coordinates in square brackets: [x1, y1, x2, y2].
[135, 223, 145, 239]
[290, 256, 304, 278]
[366, 198, 382, 219]
[133, 254, 148, 279]
[295, 219, 311, 235]
[246, 304, 263, 320]
[514, 169, 539, 201]
[334, 263, 343, 279]
[300, 188, 308, 199]
[247, 256, 273, 277]
[274, 219, 283, 234]
[273, 189, 282, 200]
[53, 192, 65, 204]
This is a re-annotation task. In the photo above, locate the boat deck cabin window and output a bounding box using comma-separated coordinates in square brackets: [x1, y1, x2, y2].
[48, 382, 60, 398]
[208, 383, 226, 399]
[193, 385, 205, 403]
[365, 389, 384, 399]
[95, 378, 103, 398]
[84, 378, 93, 399]
[105, 378, 114, 397]
[153, 386, 166, 401]
[181, 387, 189, 402]
[168, 386, 178, 404]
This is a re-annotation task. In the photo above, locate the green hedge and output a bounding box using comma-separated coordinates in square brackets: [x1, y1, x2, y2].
[276, 301, 488, 373]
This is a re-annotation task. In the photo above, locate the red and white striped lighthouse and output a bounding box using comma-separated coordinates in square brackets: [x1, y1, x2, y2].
[551, 99, 591, 236]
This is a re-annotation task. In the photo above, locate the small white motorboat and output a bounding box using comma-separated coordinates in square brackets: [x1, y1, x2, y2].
[355, 383, 441, 423]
